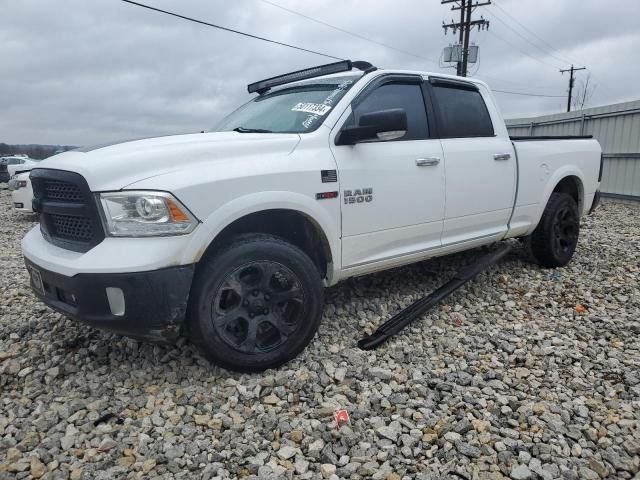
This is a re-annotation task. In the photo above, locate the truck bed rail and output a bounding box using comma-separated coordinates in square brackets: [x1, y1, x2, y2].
[510, 135, 593, 141]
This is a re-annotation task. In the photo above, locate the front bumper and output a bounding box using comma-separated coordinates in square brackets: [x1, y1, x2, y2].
[11, 184, 33, 212]
[25, 259, 194, 342]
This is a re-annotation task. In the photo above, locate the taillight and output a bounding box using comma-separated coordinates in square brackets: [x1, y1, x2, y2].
[598, 153, 603, 182]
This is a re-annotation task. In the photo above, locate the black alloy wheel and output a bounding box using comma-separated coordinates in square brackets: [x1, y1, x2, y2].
[529, 192, 580, 268]
[188, 234, 324, 372]
[551, 204, 579, 257]
[212, 261, 304, 354]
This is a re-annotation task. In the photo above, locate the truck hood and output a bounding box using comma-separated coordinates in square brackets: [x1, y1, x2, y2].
[36, 132, 301, 191]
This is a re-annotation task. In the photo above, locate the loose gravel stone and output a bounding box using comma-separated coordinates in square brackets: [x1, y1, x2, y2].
[277, 445, 297, 460]
[0, 191, 639, 479]
[320, 463, 337, 477]
[510, 464, 533, 479]
[456, 441, 482, 458]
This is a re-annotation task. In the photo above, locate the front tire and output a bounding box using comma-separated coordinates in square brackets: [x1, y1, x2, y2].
[188, 234, 324, 372]
[529, 192, 580, 268]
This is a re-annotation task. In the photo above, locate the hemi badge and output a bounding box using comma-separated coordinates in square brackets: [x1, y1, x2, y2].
[316, 191, 339, 200]
[321, 169, 337, 183]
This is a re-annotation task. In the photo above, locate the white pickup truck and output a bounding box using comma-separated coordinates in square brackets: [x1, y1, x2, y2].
[22, 60, 602, 371]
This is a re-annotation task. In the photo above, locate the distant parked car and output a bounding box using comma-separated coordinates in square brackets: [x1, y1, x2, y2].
[0, 159, 11, 183]
[8, 171, 33, 212]
[1, 156, 38, 182]
[7, 157, 40, 178]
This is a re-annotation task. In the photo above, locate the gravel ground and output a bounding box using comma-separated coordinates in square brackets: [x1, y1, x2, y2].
[1, 189, 639, 480]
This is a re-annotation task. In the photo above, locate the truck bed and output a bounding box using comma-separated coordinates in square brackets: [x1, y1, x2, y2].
[506, 136, 601, 239]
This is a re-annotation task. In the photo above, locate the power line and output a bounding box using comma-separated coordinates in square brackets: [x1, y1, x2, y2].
[492, 1, 581, 66]
[470, 60, 562, 90]
[482, 7, 567, 68]
[119, 0, 342, 61]
[474, 69, 562, 91]
[120, 0, 566, 101]
[493, 89, 565, 98]
[486, 28, 560, 70]
[258, 0, 438, 65]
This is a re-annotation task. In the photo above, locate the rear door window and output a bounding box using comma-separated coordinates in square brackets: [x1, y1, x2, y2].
[431, 85, 494, 138]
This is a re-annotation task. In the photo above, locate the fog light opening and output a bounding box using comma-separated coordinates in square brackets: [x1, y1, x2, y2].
[106, 287, 125, 316]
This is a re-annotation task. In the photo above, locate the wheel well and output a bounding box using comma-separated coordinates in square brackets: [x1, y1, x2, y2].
[199, 209, 332, 278]
[553, 176, 583, 213]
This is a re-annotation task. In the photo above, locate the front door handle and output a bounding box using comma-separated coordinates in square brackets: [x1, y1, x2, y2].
[416, 157, 441, 167]
[494, 153, 511, 161]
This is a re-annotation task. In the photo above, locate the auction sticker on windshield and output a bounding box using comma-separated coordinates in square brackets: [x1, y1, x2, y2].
[292, 102, 332, 116]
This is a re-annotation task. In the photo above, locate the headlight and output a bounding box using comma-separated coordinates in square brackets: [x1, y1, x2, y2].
[7, 179, 26, 191]
[98, 191, 198, 237]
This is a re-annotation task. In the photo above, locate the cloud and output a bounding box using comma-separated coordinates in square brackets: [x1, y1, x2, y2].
[1, 0, 639, 144]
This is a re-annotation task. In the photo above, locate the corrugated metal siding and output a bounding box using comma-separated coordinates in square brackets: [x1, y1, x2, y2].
[506, 100, 640, 198]
[600, 154, 640, 197]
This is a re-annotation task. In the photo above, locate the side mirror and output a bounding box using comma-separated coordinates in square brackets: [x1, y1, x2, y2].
[336, 108, 408, 145]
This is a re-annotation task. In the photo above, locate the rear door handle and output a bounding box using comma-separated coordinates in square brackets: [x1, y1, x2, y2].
[416, 157, 441, 167]
[493, 153, 511, 161]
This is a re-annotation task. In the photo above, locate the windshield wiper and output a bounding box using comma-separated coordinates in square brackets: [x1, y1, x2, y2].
[233, 127, 273, 133]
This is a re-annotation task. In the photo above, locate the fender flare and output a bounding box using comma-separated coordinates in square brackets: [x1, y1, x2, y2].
[529, 167, 586, 234]
[179, 191, 342, 274]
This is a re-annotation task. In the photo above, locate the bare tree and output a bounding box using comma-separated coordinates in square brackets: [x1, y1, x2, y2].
[571, 73, 597, 111]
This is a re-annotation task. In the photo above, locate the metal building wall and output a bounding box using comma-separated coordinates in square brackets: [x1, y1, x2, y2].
[506, 100, 640, 199]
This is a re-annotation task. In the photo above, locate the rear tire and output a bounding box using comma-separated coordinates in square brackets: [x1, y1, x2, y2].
[188, 234, 324, 372]
[529, 192, 580, 268]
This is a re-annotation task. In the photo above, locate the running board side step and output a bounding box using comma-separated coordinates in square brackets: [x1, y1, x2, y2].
[358, 243, 513, 350]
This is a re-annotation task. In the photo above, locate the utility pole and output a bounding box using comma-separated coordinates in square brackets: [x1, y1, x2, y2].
[456, 0, 465, 75]
[560, 65, 586, 112]
[461, 0, 473, 77]
[442, 0, 491, 77]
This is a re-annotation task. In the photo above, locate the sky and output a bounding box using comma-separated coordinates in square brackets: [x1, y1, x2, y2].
[2, 0, 640, 146]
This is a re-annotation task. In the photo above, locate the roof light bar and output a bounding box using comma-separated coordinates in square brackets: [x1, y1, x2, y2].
[247, 60, 375, 94]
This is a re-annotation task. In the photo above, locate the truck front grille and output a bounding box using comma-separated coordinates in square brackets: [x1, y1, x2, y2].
[50, 214, 95, 242]
[43, 180, 84, 203]
[31, 169, 105, 252]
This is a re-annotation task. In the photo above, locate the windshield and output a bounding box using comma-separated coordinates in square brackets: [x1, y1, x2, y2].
[215, 74, 359, 134]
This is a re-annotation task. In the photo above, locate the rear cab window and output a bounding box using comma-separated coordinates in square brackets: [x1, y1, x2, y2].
[430, 81, 494, 138]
